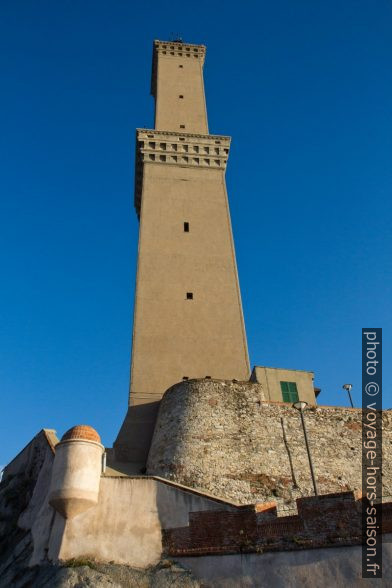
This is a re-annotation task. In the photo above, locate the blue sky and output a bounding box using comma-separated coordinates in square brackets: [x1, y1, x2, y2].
[1, 1, 391, 466]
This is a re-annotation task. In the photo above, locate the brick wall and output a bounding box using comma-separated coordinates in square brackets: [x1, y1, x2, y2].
[163, 492, 392, 556]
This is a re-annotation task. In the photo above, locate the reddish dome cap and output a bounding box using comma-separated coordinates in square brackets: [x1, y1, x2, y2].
[61, 425, 101, 443]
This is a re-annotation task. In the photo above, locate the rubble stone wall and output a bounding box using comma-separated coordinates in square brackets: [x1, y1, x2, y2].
[147, 379, 392, 506]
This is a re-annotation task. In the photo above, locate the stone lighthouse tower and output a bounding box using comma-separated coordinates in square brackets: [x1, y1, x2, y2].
[114, 40, 249, 466]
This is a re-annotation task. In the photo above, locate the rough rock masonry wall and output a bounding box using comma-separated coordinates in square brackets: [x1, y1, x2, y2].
[147, 379, 392, 506]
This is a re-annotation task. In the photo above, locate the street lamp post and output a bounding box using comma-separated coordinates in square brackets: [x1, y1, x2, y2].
[343, 383, 354, 408]
[293, 401, 319, 497]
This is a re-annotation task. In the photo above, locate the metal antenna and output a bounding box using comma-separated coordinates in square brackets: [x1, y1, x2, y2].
[169, 32, 183, 42]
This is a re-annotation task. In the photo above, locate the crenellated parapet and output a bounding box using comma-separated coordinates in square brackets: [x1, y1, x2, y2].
[154, 40, 206, 63]
[134, 129, 231, 215]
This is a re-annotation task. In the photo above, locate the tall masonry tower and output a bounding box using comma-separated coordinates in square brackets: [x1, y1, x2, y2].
[114, 40, 249, 466]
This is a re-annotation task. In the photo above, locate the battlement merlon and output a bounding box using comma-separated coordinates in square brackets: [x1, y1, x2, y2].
[134, 129, 231, 216]
[151, 40, 206, 98]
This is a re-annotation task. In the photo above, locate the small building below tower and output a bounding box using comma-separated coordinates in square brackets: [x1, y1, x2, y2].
[250, 366, 320, 405]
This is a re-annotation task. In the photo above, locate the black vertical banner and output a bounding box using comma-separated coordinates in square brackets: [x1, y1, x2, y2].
[362, 328, 382, 578]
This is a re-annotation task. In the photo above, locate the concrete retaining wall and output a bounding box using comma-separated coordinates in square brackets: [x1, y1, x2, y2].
[176, 538, 392, 588]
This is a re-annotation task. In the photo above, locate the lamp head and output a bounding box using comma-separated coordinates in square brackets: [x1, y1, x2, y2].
[343, 384, 353, 392]
[293, 401, 308, 411]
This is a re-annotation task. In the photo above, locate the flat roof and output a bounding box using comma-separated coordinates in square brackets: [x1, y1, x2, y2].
[252, 366, 314, 375]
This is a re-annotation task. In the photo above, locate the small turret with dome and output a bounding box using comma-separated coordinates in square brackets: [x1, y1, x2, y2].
[48, 424, 104, 519]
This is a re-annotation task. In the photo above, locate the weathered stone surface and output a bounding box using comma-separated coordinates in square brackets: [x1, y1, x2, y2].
[0, 560, 200, 588]
[0, 429, 57, 585]
[147, 379, 392, 506]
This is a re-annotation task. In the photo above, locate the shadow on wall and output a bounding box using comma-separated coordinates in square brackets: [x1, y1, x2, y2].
[113, 401, 161, 466]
